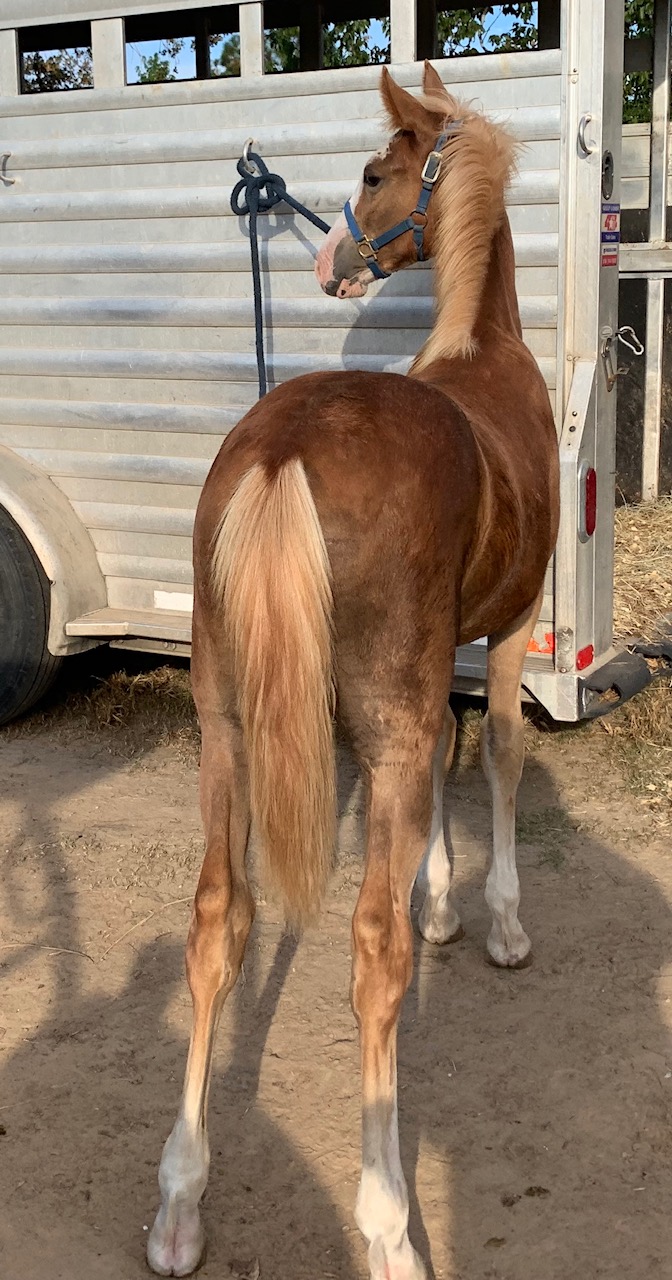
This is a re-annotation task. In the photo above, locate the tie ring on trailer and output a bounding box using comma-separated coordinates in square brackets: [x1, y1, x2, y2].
[242, 138, 259, 175]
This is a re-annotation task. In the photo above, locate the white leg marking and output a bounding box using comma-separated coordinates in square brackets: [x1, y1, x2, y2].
[482, 714, 531, 968]
[356, 1100, 426, 1280]
[147, 1114, 208, 1277]
[418, 731, 462, 945]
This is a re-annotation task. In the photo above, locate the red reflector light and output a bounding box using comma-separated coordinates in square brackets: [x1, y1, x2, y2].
[576, 644, 594, 671]
[584, 466, 597, 537]
[578, 460, 597, 542]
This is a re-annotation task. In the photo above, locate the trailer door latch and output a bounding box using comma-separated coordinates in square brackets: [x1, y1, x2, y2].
[601, 325, 644, 392]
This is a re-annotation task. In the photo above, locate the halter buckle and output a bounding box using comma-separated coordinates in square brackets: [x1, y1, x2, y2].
[420, 150, 442, 185]
[355, 235, 379, 262]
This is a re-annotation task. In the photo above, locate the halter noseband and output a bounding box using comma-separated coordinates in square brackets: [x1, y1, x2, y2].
[343, 124, 461, 281]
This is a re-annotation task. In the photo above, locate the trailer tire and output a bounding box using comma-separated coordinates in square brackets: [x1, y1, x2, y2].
[0, 507, 62, 726]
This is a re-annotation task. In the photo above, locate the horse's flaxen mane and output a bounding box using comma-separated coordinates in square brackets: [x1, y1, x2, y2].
[413, 94, 518, 370]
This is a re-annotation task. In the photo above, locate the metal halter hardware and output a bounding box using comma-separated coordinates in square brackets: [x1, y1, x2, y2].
[343, 124, 461, 280]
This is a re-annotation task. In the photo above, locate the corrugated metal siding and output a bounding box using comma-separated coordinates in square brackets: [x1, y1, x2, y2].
[0, 51, 562, 630]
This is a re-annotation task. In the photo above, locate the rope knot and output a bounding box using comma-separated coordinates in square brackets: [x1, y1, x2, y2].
[230, 150, 287, 217]
[230, 143, 330, 397]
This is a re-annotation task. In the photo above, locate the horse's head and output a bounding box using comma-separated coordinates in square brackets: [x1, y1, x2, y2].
[316, 63, 515, 327]
[315, 63, 462, 298]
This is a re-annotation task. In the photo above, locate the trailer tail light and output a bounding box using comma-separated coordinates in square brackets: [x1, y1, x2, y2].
[578, 461, 597, 541]
[576, 644, 594, 671]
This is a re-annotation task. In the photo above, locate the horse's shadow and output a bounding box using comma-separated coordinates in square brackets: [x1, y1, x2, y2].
[2, 715, 672, 1278]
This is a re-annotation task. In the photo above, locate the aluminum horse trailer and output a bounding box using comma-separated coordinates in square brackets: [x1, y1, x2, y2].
[0, 0, 667, 722]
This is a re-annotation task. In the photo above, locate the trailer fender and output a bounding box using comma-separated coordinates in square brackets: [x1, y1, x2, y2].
[0, 446, 107, 656]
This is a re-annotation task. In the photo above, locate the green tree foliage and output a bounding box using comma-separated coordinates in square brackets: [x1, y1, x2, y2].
[134, 36, 184, 83]
[323, 18, 390, 66]
[20, 46, 92, 93]
[437, 4, 535, 58]
[211, 34, 240, 77]
[623, 0, 654, 124]
[264, 27, 300, 74]
[136, 51, 177, 83]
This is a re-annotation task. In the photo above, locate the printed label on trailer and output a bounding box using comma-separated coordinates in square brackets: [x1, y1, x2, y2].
[601, 201, 620, 267]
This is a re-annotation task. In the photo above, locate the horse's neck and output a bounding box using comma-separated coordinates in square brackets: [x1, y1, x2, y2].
[412, 214, 522, 376]
[472, 215, 523, 345]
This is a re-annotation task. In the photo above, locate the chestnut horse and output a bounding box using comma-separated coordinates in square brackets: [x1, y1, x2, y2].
[148, 64, 559, 1279]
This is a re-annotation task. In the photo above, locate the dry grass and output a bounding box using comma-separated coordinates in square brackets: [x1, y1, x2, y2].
[591, 677, 672, 824]
[603, 496, 672, 822]
[614, 495, 672, 640]
[0, 657, 200, 763]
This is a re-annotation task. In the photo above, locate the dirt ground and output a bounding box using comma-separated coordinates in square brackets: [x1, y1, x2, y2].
[1, 670, 672, 1280]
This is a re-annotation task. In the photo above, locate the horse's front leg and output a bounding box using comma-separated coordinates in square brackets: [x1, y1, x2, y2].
[481, 593, 542, 968]
[418, 706, 463, 945]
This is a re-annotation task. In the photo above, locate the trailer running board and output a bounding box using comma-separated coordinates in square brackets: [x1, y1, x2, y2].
[66, 606, 191, 657]
[66, 609, 669, 722]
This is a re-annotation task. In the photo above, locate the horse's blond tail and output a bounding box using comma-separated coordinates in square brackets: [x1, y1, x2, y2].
[211, 459, 336, 929]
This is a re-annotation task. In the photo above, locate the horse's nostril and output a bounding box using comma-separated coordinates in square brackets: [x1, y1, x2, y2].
[324, 279, 340, 296]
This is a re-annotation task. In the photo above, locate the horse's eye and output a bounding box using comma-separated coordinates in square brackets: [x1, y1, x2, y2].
[364, 172, 382, 188]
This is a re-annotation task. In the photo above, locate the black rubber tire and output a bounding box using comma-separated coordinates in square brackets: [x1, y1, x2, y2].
[0, 507, 62, 726]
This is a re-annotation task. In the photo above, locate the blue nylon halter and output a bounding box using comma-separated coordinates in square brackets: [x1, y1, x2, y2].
[343, 124, 461, 280]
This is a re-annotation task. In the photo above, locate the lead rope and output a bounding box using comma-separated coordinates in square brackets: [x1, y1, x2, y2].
[230, 145, 331, 398]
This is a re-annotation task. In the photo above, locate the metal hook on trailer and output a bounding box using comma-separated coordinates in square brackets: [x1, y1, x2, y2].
[0, 154, 15, 186]
[601, 325, 644, 392]
[616, 326, 644, 357]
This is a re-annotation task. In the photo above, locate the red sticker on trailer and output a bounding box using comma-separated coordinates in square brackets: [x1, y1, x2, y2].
[601, 202, 620, 267]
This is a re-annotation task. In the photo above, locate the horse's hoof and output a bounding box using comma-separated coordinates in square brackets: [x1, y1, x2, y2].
[147, 1207, 206, 1277]
[417, 900, 464, 946]
[487, 943, 533, 969]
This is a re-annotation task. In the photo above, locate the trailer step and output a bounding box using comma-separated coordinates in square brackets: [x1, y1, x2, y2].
[65, 607, 191, 644]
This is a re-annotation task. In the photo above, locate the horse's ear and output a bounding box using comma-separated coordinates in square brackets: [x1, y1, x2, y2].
[380, 66, 430, 135]
[422, 61, 449, 98]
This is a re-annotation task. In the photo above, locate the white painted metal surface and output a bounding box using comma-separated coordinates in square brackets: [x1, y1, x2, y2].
[0, 0, 640, 717]
[0, 42, 563, 642]
[642, 0, 671, 501]
[0, 0, 260, 30]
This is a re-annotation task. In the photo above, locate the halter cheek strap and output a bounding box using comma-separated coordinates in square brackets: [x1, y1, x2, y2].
[343, 123, 461, 280]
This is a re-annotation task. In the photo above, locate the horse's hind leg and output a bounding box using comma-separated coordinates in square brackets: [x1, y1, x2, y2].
[148, 709, 254, 1276]
[351, 732, 439, 1280]
[417, 705, 463, 945]
[481, 592, 542, 969]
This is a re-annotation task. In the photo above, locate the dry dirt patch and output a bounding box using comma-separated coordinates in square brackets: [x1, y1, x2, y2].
[1, 496, 671, 1278]
[2, 684, 672, 1280]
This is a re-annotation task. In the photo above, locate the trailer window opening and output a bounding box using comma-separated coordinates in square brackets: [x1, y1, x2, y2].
[424, 3, 561, 60]
[433, 4, 539, 59]
[18, 21, 92, 94]
[263, 3, 390, 74]
[124, 6, 240, 84]
[623, 0, 655, 126]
